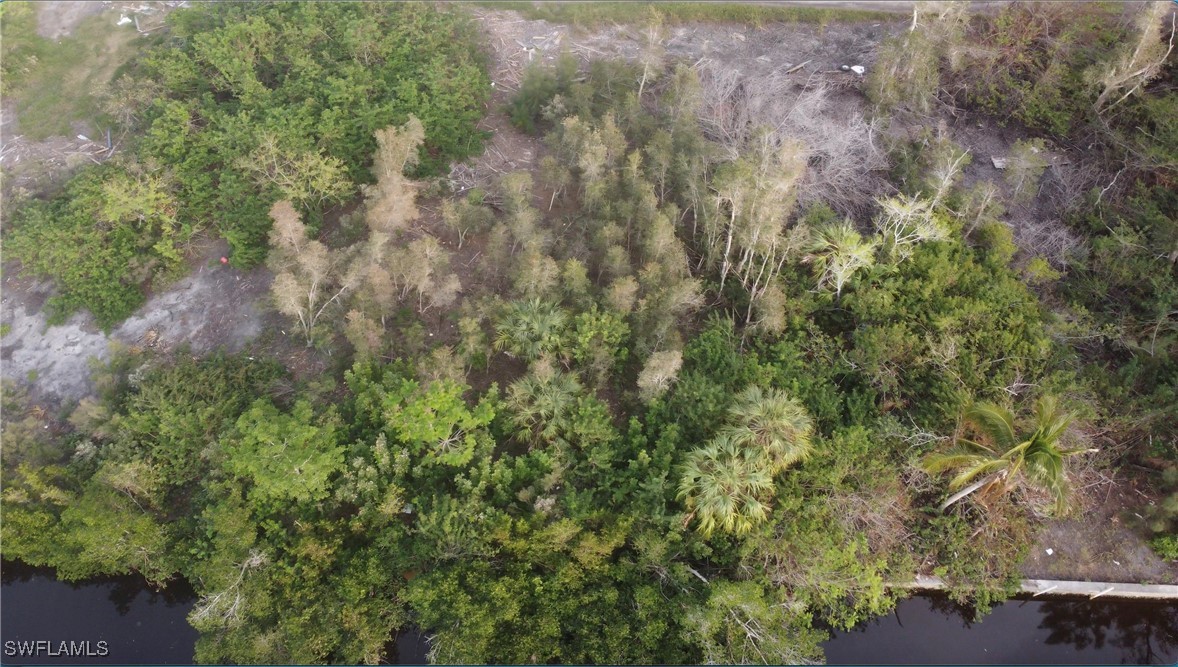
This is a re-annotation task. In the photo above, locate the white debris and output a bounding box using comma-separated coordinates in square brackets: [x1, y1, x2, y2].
[117, 15, 133, 26]
[1045, 548, 1054, 556]
[850, 65, 866, 75]
[991, 156, 1009, 169]
[77, 135, 90, 142]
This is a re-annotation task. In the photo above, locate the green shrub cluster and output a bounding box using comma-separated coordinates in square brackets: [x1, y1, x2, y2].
[6, 165, 192, 329]
[6, 1, 490, 326]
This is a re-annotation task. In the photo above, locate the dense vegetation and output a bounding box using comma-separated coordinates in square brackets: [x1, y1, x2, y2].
[2, 1, 1175, 664]
[6, 1, 489, 327]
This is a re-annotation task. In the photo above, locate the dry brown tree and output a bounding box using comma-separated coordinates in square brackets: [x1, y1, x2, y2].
[267, 200, 363, 345]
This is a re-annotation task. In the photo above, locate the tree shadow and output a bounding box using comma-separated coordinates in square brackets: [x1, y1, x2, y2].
[1038, 598, 1178, 665]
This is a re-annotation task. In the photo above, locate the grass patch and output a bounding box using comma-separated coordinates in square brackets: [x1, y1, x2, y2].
[0, 3, 142, 140]
[467, 1, 897, 27]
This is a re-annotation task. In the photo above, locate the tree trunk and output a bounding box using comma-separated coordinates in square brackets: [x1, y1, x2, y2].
[939, 474, 1001, 511]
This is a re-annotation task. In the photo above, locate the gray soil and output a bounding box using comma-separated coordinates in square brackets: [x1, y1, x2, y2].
[1, 240, 270, 405]
[34, 1, 105, 40]
[1022, 468, 1177, 585]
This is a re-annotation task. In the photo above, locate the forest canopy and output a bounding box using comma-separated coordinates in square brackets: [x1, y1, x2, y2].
[2, 1, 1176, 665]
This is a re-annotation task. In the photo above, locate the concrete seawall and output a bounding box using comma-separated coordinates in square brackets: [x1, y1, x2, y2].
[893, 575, 1178, 601]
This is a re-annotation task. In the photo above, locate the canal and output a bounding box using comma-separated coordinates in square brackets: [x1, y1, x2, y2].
[3, 560, 1176, 664]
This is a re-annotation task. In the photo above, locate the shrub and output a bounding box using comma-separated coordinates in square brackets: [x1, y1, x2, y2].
[133, 2, 489, 264]
[6, 165, 190, 329]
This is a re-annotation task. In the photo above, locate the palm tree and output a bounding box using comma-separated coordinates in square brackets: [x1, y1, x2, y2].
[505, 368, 582, 445]
[721, 386, 815, 474]
[677, 435, 775, 537]
[808, 221, 877, 298]
[923, 395, 1095, 514]
[678, 386, 816, 536]
[493, 299, 568, 362]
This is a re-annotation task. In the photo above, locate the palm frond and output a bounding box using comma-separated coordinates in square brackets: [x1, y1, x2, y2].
[1033, 395, 1074, 446]
[964, 402, 1018, 450]
[948, 458, 1008, 491]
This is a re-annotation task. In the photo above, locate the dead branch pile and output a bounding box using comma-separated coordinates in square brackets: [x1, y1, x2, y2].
[446, 127, 536, 196]
[1010, 216, 1085, 268]
[694, 59, 888, 217]
[468, 9, 570, 94]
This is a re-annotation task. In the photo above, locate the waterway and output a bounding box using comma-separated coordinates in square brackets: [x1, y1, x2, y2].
[3, 560, 1176, 664]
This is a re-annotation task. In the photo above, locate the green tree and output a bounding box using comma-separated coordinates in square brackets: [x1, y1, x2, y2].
[225, 400, 344, 506]
[506, 364, 583, 446]
[722, 386, 815, 475]
[383, 377, 495, 467]
[677, 435, 774, 537]
[685, 581, 825, 665]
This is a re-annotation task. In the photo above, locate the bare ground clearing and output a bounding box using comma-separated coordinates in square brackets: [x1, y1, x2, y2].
[1, 239, 270, 404]
[1, 2, 182, 196]
[34, 1, 105, 40]
[1023, 465, 1177, 585]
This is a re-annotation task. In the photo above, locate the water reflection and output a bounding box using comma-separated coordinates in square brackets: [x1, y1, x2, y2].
[2, 560, 195, 616]
[1039, 597, 1178, 665]
[3, 560, 1176, 666]
[823, 593, 1178, 665]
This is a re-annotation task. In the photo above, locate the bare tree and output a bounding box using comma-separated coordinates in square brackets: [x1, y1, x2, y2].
[1093, 2, 1176, 114]
[267, 201, 361, 345]
[807, 221, 878, 297]
[637, 349, 683, 401]
[707, 132, 805, 321]
[1006, 139, 1049, 203]
[873, 195, 949, 260]
[607, 276, 640, 315]
[958, 181, 1005, 238]
[924, 133, 972, 210]
[365, 116, 426, 234]
[637, 7, 666, 99]
[344, 310, 384, 361]
[693, 63, 887, 216]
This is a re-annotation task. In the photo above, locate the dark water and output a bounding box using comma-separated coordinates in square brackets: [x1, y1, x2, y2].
[822, 594, 1178, 665]
[1, 561, 198, 665]
[3, 559, 1177, 665]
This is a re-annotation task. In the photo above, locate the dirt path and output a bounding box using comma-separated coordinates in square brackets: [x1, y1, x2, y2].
[34, 1, 105, 39]
[1, 241, 270, 404]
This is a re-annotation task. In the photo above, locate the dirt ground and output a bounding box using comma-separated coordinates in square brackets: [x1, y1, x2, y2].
[1, 2, 182, 195]
[33, 1, 106, 39]
[1023, 465, 1176, 585]
[1, 239, 270, 404]
[0, 109, 109, 196]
